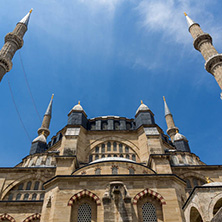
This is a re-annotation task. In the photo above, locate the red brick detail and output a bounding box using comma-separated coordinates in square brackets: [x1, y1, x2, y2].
[0, 213, 16, 222]
[23, 213, 41, 222]
[68, 189, 101, 206]
[133, 188, 166, 205]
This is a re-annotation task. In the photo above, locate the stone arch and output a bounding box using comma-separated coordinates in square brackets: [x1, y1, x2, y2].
[23, 213, 41, 222]
[213, 197, 222, 215]
[179, 172, 207, 182]
[208, 192, 222, 218]
[133, 188, 166, 205]
[190, 207, 203, 222]
[1, 174, 46, 200]
[0, 214, 15, 222]
[68, 189, 101, 206]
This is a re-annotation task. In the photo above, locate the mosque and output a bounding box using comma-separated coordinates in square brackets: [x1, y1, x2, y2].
[0, 10, 221, 222]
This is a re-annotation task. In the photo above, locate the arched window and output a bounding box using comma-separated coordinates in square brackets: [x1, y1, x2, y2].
[24, 193, 29, 200]
[114, 154, 117, 157]
[101, 154, 105, 158]
[34, 181, 40, 190]
[126, 154, 130, 159]
[18, 183, 24, 190]
[77, 203, 92, 222]
[186, 179, 192, 188]
[107, 142, 111, 151]
[193, 178, 198, 187]
[101, 144, 105, 153]
[112, 166, 118, 175]
[213, 198, 222, 215]
[142, 202, 157, 222]
[129, 168, 134, 175]
[108, 154, 111, 157]
[95, 146, 99, 153]
[32, 193, 37, 200]
[8, 193, 13, 201]
[16, 193, 21, 200]
[40, 193, 45, 200]
[89, 155, 92, 162]
[125, 146, 129, 153]
[26, 181, 32, 190]
[119, 144, 123, 153]
[120, 154, 123, 158]
[113, 142, 117, 151]
[190, 207, 203, 222]
[95, 168, 101, 175]
[132, 154, 136, 161]
[46, 157, 51, 166]
[95, 155, 99, 160]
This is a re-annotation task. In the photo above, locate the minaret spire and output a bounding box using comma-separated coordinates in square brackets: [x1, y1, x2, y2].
[163, 96, 178, 141]
[30, 94, 54, 155]
[38, 94, 54, 137]
[185, 13, 222, 92]
[0, 9, 33, 82]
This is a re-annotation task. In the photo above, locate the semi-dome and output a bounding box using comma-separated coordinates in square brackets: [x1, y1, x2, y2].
[173, 132, 188, 142]
[136, 101, 149, 115]
[203, 182, 222, 187]
[90, 157, 135, 164]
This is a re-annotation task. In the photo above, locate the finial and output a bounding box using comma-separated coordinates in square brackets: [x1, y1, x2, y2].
[78, 101, 80, 105]
[51, 94, 54, 100]
[163, 96, 166, 102]
[184, 12, 187, 16]
[41, 131, 45, 135]
[206, 177, 211, 183]
[176, 129, 179, 133]
[141, 100, 143, 104]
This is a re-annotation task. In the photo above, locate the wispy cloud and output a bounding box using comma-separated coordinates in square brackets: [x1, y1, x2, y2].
[136, 0, 222, 46]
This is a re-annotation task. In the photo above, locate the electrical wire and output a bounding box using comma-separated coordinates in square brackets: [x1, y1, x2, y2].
[19, 52, 41, 122]
[7, 77, 32, 142]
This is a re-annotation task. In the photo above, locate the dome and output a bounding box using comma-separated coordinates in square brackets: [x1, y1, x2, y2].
[203, 182, 222, 187]
[173, 132, 188, 142]
[136, 101, 149, 115]
[32, 134, 46, 143]
[90, 157, 135, 164]
[72, 103, 83, 111]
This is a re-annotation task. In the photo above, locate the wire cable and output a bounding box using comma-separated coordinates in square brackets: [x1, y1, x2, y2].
[19, 52, 41, 122]
[7, 77, 32, 142]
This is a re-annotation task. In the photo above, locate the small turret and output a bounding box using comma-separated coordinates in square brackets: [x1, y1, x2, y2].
[68, 101, 88, 129]
[135, 100, 155, 129]
[30, 94, 54, 155]
[173, 131, 191, 152]
[0, 9, 33, 82]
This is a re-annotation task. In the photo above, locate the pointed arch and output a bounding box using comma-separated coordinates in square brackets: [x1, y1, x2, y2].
[133, 188, 166, 205]
[23, 213, 41, 222]
[0, 213, 15, 222]
[68, 189, 101, 206]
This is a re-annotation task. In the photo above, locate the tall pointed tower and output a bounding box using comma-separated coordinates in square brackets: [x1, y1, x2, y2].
[185, 13, 222, 91]
[0, 9, 32, 82]
[30, 94, 54, 155]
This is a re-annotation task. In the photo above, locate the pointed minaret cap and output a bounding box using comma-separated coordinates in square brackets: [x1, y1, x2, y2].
[163, 96, 172, 116]
[68, 101, 87, 116]
[45, 94, 54, 116]
[184, 12, 199, 30]
[136, 100, 150, 115]
[19, 9, 33, 26]
[32, 132, 46, 144]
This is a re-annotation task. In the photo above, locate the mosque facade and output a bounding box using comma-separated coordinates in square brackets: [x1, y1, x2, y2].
[0, 10, 222, 222]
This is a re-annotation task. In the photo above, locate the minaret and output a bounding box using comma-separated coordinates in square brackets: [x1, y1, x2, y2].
[30, 94, 54, 155]
[0, 9, 32, 82]
[185, 13, 222, 91]
[163, 96, 178, 141]
[38, 94, 54, 138]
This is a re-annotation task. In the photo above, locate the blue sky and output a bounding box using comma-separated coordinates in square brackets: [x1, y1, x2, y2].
[0, 0, 221, 166]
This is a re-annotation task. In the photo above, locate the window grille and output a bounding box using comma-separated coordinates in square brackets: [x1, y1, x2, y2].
[77, 203, 92, 222]
[95, 155, 99, 160]
[89, 155, 93, 162]
[95, 146, 99, 153]
[125, 146, 129, 153]
[119, 144, 123, 153]
[132, 154, 136, 161]
[8, 193, 13, 201]
[40, 193, 45, 200]
[18, 183, 24, 190]
[142, 202, 157, 222]
[126, 154, 130, 159]
[32, 193, 37, 200]
[102, 144, 105, 153]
